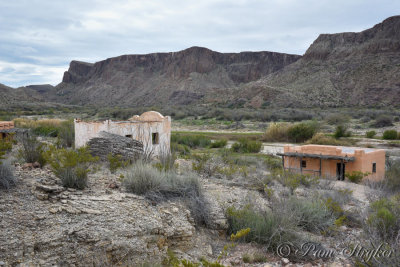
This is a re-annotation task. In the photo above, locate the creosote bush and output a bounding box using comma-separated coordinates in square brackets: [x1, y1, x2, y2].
[18, 136, 47, 167]
[231, 138, 262, 153]
[123, 161, 211, 226]
[210, 139, 227, 148]
[45, 146, 98, 189]
[171, 133, 211, 148]
[334, 125, 351, 139]
[287, 121, 318, 143]
[107, 153, 130, 173]
[383, 130, 398, 140]
[57, 119, 75, 147]
[345, 171, 370, 184]
[365, 130, 376, 138]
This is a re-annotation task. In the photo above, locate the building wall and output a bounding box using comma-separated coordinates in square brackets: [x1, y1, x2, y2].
[283, 145, 385, 181]
[0, 121, 14, 139]
[75, 111, 171, 156]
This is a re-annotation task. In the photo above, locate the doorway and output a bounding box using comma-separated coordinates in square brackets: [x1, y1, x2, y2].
[336, 162, 345, 181]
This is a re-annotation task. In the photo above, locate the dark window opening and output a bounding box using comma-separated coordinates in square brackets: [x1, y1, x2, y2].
[125, 135, 132, 138]
[301, 160, 307, 168]
[372, 163, 376, 173]
[152, 132, 159, 145]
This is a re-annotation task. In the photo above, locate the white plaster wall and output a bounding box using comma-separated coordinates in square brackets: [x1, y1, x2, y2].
[74, 116, 171, 157]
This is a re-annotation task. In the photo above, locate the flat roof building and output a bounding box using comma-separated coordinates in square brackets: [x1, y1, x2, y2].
[277, 144, 385, 181]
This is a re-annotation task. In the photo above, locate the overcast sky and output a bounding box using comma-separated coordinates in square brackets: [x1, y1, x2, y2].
[0, 0, 398, 88]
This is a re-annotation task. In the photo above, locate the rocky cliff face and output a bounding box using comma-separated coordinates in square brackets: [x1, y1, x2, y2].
[50, 47, 301, 106]
[243, 16, 400, 108]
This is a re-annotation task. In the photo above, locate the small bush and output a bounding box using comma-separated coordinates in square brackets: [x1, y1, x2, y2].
[385, 161, 400, 192]
[365, 130, 376, 138]
[263, 122, 290, 142]
[287, 122, 318, 143]
[107, 153, 129, 173]
[371, 115, 393, 128]
[334, 125, 351, 139]
[210, 139, 227, 148]
[171, 133, 211, 148]
[18, 137, 47, 167]
[0, 160, 15, 190]
[307, 133, 349, 146]
[345, 171, 370, 183]
[231, 138, 262, 153]
[57, 119, 74, 147]
[171, 142, 190, 156]
[366, 197, 400, 240]
[45, 146, 98, 189]
[383, 130, 398, 140]
[264, 155, 282, 170]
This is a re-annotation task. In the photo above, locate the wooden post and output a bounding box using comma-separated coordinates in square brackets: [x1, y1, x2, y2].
[300, 156, 303, 174]
[341, 159, 344, 181]
[319, 156, 322, 177]
[281, 155, 285, 170]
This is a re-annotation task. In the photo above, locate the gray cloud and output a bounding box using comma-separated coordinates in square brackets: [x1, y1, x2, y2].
[0, 0, 398, 87]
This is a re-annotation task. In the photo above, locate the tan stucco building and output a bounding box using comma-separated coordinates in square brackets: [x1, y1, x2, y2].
[278, 144, 386, 181]
[74, 111, 171, 156]
[0, 121, 14, 139]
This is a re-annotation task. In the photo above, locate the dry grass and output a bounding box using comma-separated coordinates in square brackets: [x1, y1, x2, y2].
[13, 118, 63, 128]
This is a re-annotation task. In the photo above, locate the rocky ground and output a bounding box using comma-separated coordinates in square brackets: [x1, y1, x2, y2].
[0, 161, 378, 267]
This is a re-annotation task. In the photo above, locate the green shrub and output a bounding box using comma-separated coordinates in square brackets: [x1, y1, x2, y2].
[231, 138, 262, 153]
[263, 122, 290, 142]
[334, 125, 351, 139]
[287, 122, 318, 143]
[107, 153, 129, 173]
[367, 197, 400, 240]
[45, 146, 98, 189]
[57, 119, 74, 147]
[345, 171, 370, 183]
[307, 133, 349, 146]
[264, 155, 282, 170]
[270, 169, 319, 194]
[385, 161, 400, 192]
[171, 133, 211, 148]
[171, 142, 190, 156]
[18, 137, 47, 167]
[383, 130, 398, 140]
[210, 139, 227, 148]
[366, 130, 376, 138]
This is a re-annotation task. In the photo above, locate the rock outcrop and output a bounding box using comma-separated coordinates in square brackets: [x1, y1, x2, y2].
[46, 47, 301, 106]
[243, 16, 400, 108]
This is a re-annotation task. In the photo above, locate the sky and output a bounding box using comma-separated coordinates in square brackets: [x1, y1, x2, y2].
[0, 0, 399, 88]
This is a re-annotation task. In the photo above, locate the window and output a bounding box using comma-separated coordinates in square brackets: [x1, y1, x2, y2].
[125, 135, 132, 138]
[152, 132, 159, 145]
[372, 163, 376, 173]
[301, 160, 307, 168]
